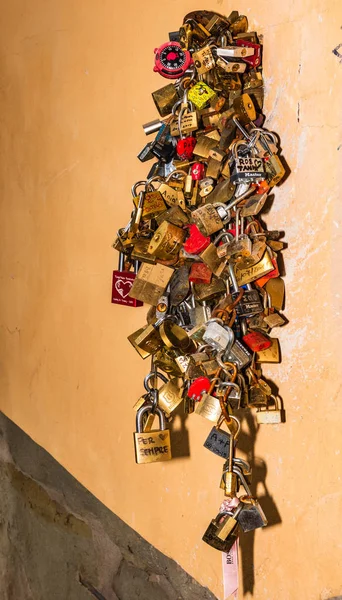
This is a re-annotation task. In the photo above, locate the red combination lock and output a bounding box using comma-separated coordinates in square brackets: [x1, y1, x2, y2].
[112, 253, 143, 307]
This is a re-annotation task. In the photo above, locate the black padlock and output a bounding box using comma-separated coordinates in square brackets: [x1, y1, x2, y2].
[232, 288, 263, 316]
[203, 426, 231, 459]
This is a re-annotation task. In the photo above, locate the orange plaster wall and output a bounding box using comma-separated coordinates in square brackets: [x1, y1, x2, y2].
[1, 1, 342, 598]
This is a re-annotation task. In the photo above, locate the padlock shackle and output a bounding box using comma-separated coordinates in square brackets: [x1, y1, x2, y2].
[118, 252, 125, 272]
[144, 371, 168, 393]
[136, 405, 166, 433]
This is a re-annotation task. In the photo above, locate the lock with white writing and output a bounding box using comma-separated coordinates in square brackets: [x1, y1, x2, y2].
[134, 405, 172, 464]
[231, 140, 266, 184]
[112, 253, 143, 307]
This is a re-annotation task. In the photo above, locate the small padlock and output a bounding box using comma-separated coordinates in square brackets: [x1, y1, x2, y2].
[192, 204, 224, 236]
[202, 510, 239, 552]
[195, 375, 223, 423]
[189, 263, 212, 285]
[238, 499, 268, 532]
[224, 339, 252, 370]
[256, 395, 282, 424]
[134, 405, 172, 464]
[242, 330, 272, 352]
[255, 337, 280, 363]
[112, 253, 143, 308]
[129, 263, 174, 306]
[193, 45, 216, 74]
[203, 319, 235, 352]
[188, 81, 217, 110]
[158, 378, 184, 417]
[176, 135, 196, 160]
[203, 415, 238, 459]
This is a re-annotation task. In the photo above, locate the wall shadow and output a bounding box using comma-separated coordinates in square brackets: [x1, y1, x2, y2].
[235, 408, 282, 596]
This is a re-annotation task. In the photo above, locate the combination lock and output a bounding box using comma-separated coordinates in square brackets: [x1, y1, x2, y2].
[153, 41, 193, 79]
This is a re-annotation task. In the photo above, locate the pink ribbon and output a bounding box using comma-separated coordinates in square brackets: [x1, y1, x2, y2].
[220, 497, 239, 600]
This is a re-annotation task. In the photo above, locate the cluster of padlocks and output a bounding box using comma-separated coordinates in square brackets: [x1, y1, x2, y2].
[112, 9, 286, 553]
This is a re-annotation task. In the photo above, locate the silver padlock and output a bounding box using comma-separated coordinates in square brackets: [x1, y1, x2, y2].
[203, 318, 234, 352]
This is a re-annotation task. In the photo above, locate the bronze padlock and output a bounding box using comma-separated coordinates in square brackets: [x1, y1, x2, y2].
[152, 83, 179, 117]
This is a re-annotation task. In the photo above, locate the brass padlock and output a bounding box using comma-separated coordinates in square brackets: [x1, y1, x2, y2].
[129, 263, 174, 306]
[195, 376, 223, 422]
[193, 134, 219, 159]
[219, 93, 256, 127]
[134, 406, 172, 464]
[265, 154, 286, 186]
[256, 337, 280, 363]
[202, 510, 240, 552]
[128, 324, 163, 358]
[193, 45, 215, 74]
[191, 205, 224, 236]
[132, 188, 167, 220]
[158, 378, 184, 417]
[265, 277, 285, 311]
[153, 347, 183, 377]
[256, 395, 282, 424]
[235, 251, 274, 285]
[147, 221, 185, 261]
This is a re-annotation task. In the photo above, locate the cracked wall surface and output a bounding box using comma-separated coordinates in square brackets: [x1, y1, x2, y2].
[0, 0, 342, 598]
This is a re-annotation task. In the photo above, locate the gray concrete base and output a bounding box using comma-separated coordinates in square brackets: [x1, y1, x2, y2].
[0, 412, 217, 600]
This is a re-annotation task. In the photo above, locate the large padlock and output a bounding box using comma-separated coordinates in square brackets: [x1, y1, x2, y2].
[134, 405, 172, 464]
[111, 253, 143, 307]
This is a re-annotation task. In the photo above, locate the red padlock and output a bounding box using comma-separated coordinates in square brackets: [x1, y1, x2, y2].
[189, 262, 212, 285]
[255, 257, 280, 288]
[242, 331, 271, 352]
[112, 253, 143, 307]
[191, 162, 205, 180]
[176, 136, 196, 160]
[188, 377, 211, 401]
[236, 39, 261, 68]
[183, 224, 211, 254]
